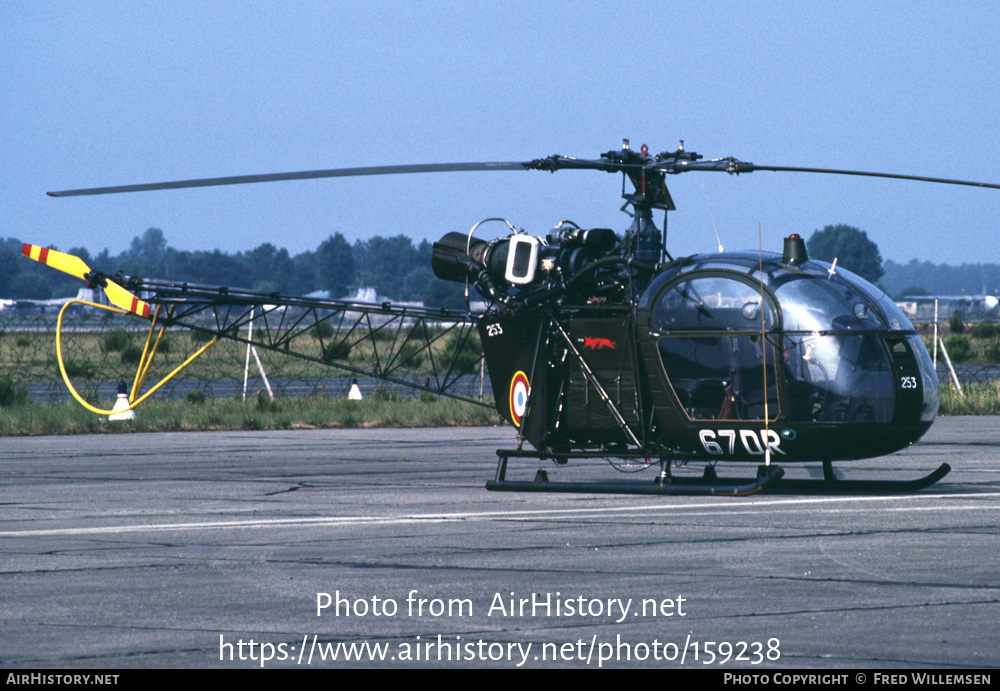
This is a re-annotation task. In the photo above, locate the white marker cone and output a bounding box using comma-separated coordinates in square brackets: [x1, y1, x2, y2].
[108, 381, 136, 421]
[348, 378, 363, 400]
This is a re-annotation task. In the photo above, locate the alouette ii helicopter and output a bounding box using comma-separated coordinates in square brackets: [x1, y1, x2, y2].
[26, 140, 1000, 495]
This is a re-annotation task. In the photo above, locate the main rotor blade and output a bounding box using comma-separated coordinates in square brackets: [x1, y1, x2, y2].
[738, 163, 1000, 190]
[47, 161, 533, 197]
[47, 150, 1000, 197]
[656, 159, 1000, 189]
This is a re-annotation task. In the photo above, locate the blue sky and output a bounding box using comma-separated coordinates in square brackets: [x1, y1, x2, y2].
[4, 1, 998, 266]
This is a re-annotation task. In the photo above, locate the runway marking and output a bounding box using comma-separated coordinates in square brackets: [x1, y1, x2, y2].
[4, 492, 1000, 538]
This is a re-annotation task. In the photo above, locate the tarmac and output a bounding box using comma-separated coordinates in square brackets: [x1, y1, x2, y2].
[1, 417, 998, 669]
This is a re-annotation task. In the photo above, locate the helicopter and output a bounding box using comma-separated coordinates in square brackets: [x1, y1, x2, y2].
[26, 139, 1000, 495]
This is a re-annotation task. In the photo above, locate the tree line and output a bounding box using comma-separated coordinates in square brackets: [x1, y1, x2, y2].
[0, 228, 466, 308]
[803, 224, 998, 299]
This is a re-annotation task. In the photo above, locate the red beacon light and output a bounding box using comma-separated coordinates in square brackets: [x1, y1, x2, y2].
[782, 234, 808, 266]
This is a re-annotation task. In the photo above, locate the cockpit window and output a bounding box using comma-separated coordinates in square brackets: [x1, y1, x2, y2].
[771, 273, 884, 332]
[655, 275, 779, 420]
[781, 332, 895, 422]
[655, 276, 774, 331]
[836, 267, 916, 332]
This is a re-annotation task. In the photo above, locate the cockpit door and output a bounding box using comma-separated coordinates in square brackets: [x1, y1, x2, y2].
[653, 274, 781, 422]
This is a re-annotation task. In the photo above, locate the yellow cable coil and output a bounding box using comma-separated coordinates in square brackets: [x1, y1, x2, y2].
[56, 299, 217, 416]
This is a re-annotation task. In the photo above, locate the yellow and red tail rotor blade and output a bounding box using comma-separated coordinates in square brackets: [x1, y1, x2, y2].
[22, 242, 150, 318]
[103, 280, 151, 318]
[21, 243, 91, 281]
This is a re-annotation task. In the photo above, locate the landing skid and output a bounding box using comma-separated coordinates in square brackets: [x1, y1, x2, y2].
[674, 460, 952, 494]
[760, 461, 952, 494]
[486, 449, 784, 497]
[485, 450, 951, 496]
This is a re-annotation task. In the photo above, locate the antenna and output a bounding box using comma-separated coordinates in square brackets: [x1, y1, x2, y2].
[758, 223, 770, 467]
[702, 184, 724, 252]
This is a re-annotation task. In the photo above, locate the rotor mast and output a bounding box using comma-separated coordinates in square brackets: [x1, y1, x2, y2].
[602, 139, 693, 264]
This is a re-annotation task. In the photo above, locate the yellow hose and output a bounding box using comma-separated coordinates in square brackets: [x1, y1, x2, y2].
[130, 305, 160, 401]
[56, 299, 217, 416]
[134, 320, 168, 399]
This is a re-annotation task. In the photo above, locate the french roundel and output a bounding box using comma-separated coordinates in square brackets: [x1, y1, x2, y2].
[508, 371, 529, 426]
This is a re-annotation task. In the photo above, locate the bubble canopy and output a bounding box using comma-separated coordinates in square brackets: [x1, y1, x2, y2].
[642, 252, 938, 427]
[641, 252, 915, 333]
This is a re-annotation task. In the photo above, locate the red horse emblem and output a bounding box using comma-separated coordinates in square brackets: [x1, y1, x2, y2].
[583, 336, 616, 350]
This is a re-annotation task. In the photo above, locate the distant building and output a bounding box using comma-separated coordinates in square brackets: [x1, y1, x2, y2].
[896, 295, 1000, 322]
[306, 286, 424, 309]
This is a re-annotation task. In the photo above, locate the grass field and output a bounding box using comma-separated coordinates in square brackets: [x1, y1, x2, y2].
[0, 382, 994, 436]
[938, 381, 1000, 416]
[0, 391, 501, 436]
[919, 325, 1000, 364]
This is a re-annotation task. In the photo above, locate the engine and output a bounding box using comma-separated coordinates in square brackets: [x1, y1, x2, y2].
[431, 224, 624, 305]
